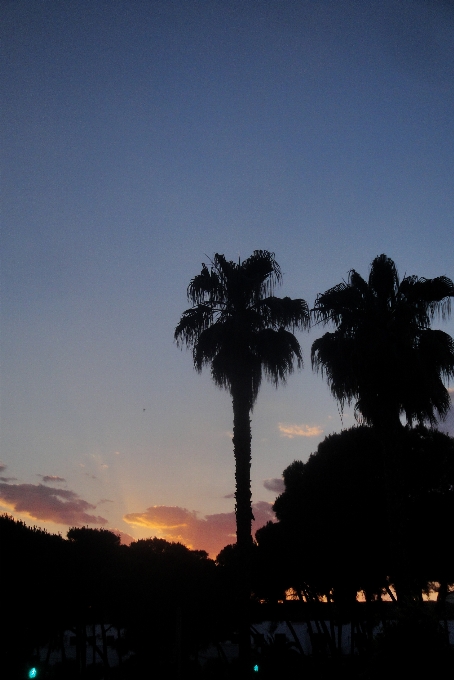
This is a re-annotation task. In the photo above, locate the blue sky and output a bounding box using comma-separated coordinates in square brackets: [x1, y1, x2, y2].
[1, 0, 453, 556]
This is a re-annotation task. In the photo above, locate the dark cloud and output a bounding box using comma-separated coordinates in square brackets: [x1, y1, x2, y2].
[263, 478, 285, 494]
[0, 483, 108, 526]
[223, 493, 235, 499]
[124, 501, 275, 558]
[0, 464, 6, 473]
[0, 477, 17, 482]
[40, 475, 66, 484]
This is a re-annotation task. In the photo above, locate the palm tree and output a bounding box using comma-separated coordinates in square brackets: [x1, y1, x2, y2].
[311, 254, 454, 430]
[175, 251, 309, 551]
[311, 254, 454, 601]
[175, 251, 309, 671]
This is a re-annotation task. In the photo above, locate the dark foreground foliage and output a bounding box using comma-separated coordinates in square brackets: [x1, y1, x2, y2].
[255, 425, 454, 606]
[0, 517, 227, 679]
[2, 425, 453, 679]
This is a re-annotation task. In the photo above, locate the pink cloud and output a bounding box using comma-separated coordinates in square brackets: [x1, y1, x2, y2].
[111, 529, 135, 546]
[123, 500, 275, 558]
[278, 423, 323, 438]
[0, 483, 108, 526]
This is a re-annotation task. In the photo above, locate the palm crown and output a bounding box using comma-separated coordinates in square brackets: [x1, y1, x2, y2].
[311, 254, 454, 427]
[175, 251, 310, 406]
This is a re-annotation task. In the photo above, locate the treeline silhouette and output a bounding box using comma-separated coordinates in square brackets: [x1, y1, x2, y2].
[1, 516, 226, 679]
[2, 424, 454, 679]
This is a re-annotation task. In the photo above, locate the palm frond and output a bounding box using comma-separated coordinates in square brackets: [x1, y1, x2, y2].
[174, 305, 214, 347]
[192, 322, 237, 372]
[312, 282, 361, 326]
[242, 251, 282, 298]
[259, 296, 310, 331]
[400, 275, 454, 322]
[255, 328, 303, 386]
[187, 263, 223, 305]
[311, 254, 454, 427]
[368, 253, 399, 301]
[176, 250, 307, 406]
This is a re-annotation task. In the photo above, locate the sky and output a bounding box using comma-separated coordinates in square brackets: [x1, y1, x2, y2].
[1, 0, 453, 558]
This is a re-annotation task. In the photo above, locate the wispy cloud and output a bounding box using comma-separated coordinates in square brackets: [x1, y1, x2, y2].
[40, 475, 66, 484]
[263, 478, 285, 494]
[0, 483, 108, 526]
[0, 464, 6, 474]
[123, 501, 275, 558]
[278, 423, 323, 438]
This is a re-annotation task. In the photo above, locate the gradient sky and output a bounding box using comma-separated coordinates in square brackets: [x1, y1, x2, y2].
[1, 0, 453, 557]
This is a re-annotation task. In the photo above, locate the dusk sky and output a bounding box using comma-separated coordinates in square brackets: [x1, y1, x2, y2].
[1, 0, 453, 557]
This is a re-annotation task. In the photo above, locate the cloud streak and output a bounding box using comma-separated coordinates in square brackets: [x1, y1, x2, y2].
[278, 423, 323, 438]
[0, 483, 108, 526]
[263, 478, 285, 494]
[123, 501, 275, 557]
[40, 475, 66, 483]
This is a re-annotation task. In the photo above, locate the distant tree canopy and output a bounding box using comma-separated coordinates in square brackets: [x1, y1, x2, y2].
[255, 426, 454, 603]
[67, 525, 121, 549]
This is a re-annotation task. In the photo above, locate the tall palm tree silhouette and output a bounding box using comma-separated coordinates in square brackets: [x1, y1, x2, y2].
[311, 254, 454, 600]
[312, 254, 454, 430]
[175, 251, 309, 668]
[176, 251, 309, 550]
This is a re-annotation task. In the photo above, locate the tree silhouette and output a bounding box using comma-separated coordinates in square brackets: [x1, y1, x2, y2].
[0, 517, 221, 679]
[311, 254, 454, 430]
[269, 426, 454, 600]
[311, 255, 454, 601]
[175, 252, 309, 550]
[255, 426, 454, 661]
[175, 251, 309, 670]
[0, 515, 68, 678]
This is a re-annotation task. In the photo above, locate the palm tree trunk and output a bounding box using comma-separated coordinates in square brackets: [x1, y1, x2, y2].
[378, 415, 408, 596]
[232, 382, 253, 676]
[232, 391, 253, 551]
[377, 411, 415, 604]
